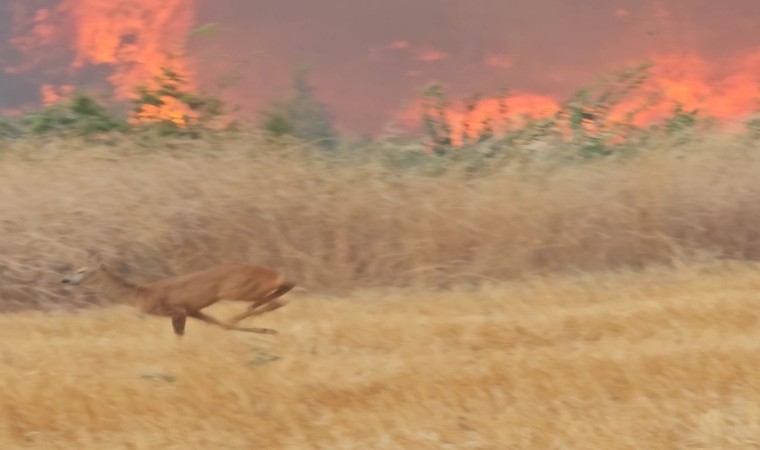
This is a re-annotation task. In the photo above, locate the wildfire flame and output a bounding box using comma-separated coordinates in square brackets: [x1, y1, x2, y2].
[66, 0, 196, 99]
[40, 83, 74, 106]
[395, 93, 559, 146]
[9, 0, 197, 123]
[619, 53, 760, 125]
[7, 3, 760, 136]
[398, 51, 760, 145]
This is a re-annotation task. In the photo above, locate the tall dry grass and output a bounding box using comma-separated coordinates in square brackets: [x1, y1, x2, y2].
[2, 134, 760, 309]
[2, 263, 760, 448]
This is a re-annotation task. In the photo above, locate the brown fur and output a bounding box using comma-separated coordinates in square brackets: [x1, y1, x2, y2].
[62, 261, 295, 337]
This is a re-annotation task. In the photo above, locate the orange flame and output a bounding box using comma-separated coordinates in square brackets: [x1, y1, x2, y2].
[130, 95, 197, 127]
[395, 93, 559, 146]
[10, 4, 760, 135]
[400, 51, 760, 145]
[40, 84, 73, 105]
[65, 0, 196, 99]
[414, 47, 449, 63]
[10, 0, 197, 122]
[614, 53, 760, 125]
[446, 94, 559, 145]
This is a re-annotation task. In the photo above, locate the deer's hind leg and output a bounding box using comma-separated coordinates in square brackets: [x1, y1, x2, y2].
[186, 310, 229, 329]
[184, 309, 276, 334]
[225, 282, 295, 328]
[185, 309, 274, 334]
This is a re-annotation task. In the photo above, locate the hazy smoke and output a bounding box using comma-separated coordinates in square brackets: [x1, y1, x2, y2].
[4, 0, 760, 132]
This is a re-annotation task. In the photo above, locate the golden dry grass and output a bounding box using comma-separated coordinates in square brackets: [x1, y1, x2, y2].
[3, 263, 760, 449]
[4, 134, 760, 447]
[4, 135, 760, 310]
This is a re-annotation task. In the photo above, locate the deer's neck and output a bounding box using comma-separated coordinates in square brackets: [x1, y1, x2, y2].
[96, 266, 142, 304]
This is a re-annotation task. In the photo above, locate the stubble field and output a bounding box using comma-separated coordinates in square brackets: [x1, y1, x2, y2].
[3, 263, 760, 449]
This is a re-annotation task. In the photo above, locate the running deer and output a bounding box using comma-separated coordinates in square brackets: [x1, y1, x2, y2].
[61, 256, 295, 337]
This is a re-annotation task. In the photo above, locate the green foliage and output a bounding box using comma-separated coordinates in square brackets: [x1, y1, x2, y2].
[420, 83, 453, 155]
[23, 93, 127, 138]
[745, 117, 760, 141]
[260, 70, 338, 149]
[0, 67, 232, 142]
[0, 59, 756, 163]
[414, 63, 719, 164]
[662, 104, 700, 134]
[0, 118, 23, 139]
[262, 112, 295, 137]
[132, 67, 229, 138]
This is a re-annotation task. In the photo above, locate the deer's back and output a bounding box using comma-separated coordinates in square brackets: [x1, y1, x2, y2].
[144, 264, 284, 306]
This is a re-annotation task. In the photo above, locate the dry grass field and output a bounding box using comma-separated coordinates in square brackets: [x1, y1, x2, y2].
[4, 135, 760, 311]
[4, 135, 760, 448]
[3, 262, 760, 449]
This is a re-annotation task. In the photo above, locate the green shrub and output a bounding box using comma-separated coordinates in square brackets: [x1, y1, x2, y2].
[23, 93, 127, 138]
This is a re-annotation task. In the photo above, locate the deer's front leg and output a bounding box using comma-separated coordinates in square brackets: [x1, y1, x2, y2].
[142, 299, 187, 338]
[171, 315, 187, 337]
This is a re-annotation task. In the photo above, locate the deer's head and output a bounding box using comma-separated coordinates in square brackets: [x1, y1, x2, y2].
[61, 265, 104, 286]
[61, 249, 107, 286]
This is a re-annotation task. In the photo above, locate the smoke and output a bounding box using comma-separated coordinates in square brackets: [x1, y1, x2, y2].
[4, 0, 760, 132]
